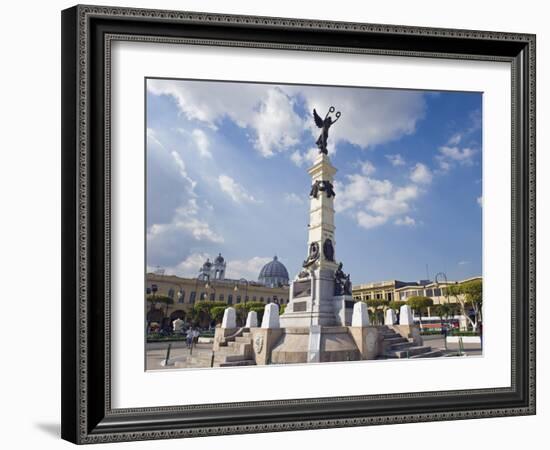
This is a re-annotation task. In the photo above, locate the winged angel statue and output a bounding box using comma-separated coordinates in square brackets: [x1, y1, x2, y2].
[313, 106, 341, 154]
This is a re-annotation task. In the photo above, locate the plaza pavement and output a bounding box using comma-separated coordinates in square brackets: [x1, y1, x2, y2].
[145, 334, 482, 370]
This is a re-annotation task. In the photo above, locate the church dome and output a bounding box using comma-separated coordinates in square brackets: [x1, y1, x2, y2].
[258, 256, 289, 287]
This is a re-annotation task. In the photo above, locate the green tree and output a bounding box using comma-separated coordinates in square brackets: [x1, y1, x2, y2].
[389, 300, 406, 311]
[191, 301, 228, 327]
[406, 296, 434, 326]
[210, 306, 226, 324]
[448, 279, 483, 332]
[234, 302, 266, 326]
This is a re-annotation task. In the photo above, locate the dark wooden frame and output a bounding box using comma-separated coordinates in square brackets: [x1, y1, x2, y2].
[61, 4, 536, 444]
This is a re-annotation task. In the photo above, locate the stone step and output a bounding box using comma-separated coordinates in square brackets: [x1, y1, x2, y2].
[410, 350, 444, 359]
[235, 336, 252, 343]
[385, 346, 432, 358]
[220, 353, 249, 362]
[389, 342, 416, 351]
[219, 360, 256, 367]
[383, 336, 408, 344]
[242, 332, 251, 338]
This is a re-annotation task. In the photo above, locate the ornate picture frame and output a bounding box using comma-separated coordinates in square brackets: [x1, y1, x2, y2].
[61, 4, 536, 444]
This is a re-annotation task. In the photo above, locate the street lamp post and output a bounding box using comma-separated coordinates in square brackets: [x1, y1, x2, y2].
[234, 278, 249, 325]
[205, 281, 216, 300]
[204, 282, 217, 329]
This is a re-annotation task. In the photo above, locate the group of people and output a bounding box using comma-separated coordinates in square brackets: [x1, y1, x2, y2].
[172, 317, 201, 347]
[185, 327, 200, 348]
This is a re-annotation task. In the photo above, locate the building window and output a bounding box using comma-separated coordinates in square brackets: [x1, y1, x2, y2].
[168, 288, 175, 299]
[209, 293, 215, 301]
[253, 296, 256, 301]
[236, 295, 241, 303]
[146, 287, 151, 295]
[228, 294, 233, 305]
[260, 297, 264, 302]
[200, 292, 206, 300]
[178, 290, 185, 304]
[219, 294, 224, 301]
[245, 296, 249, 302]
[387, 292, 393, 301]
[190, 292, 196, 304]
[366, 294, 371, 300]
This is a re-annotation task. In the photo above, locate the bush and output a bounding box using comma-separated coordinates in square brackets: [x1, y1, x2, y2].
[389, 301, 406, 311]
[448, 330, 480, 337]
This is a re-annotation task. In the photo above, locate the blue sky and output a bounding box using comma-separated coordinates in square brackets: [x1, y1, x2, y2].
[146, 78, 482, 284]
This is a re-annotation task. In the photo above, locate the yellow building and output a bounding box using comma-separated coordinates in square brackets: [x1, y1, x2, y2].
[146, 254, 290, 325]
[352, 276, 482, 305]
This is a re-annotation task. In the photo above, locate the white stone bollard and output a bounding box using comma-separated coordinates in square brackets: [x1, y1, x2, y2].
[352, 302, 370, 327]
[399, 304, 414, 325]
[385, 308, 397, 325]
[261, 303, 280, 328]
[221, 307, 237, 328]
[245, 311, 258, 328]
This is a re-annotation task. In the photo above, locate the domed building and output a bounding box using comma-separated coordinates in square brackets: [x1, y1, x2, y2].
[258, 256, 289, 288]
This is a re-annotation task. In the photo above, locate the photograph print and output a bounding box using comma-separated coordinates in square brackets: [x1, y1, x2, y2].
[145, 77, 483, 371]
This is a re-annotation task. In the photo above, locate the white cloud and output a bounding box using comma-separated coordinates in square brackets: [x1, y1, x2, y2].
[477, 196, 483, 207]
[386, 153, 406, 166]
[436, 146, 477, 172]
[191, 129, 212, 158]
[158, 252, 212, 278]
[162, 253, 275, 281]
[447, 133, 462, 145]
[147, 128, 165, 150]
[148, 80, 303, 158]
[249, 88, 302, 157]
[284, 192, 304, 205]
[369, 196, 410, 217]
[218, 174, 260, 204]
[147, 202, 223, 244]
[290, 147, 319, 167]
[410, 163, 433, 185]
[458, 260, 470, 266]
[439, 146, 476, 163]
[360, 160, 376, 176]
[395, 216, 416, 226]
[170, 150, 197, 192]
[285, 85, 426, 151]
[335, 171, 422, 229]
[334, 174, 392, 213]
[356, 212, 388, 229]
[149, 79, 426, 162]
[225, 256, 273, 280]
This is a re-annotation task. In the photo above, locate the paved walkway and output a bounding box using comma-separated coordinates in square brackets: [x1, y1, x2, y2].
[146, 341, 214, 370]
[145, 334, 482, 370]
[422, 335, 482, 356]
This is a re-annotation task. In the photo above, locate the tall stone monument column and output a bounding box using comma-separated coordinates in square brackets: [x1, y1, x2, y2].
[307, 153, 338, 273]
[280, 107, 353, 327]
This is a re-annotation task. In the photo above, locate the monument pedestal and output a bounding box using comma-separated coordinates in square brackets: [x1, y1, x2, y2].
[270, 326, 361, 364]
[279, 269, 353, 327]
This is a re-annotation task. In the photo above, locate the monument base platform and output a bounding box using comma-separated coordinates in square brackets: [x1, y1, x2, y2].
[270, 326, 360, 364]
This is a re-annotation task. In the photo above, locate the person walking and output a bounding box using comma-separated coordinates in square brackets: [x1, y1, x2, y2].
[186, 328, 193, 348]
